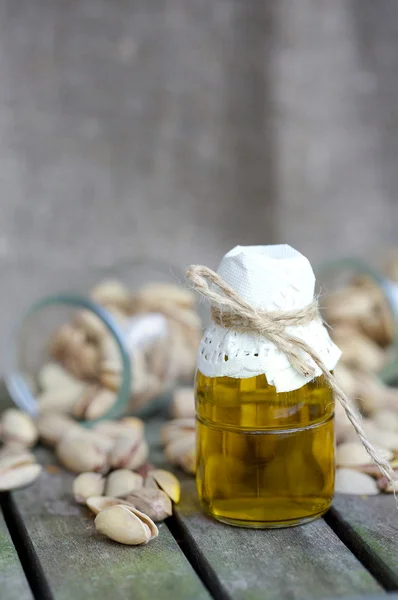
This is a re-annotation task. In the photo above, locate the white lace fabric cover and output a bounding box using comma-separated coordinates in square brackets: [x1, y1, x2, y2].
[197, 244, 341, 393]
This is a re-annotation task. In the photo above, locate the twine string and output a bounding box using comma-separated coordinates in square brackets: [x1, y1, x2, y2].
[186, 264, 395, 485]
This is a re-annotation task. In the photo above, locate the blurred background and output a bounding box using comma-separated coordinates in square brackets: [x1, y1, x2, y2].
[1, 0, 398, 345]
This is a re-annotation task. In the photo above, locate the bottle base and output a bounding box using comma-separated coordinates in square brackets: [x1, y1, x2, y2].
[200, 498, 332, 529]
[207, 509, 329, 529]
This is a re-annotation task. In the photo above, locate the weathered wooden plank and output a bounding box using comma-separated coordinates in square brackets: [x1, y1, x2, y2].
[0, 506, 32, 599]
[10, 447, 210, 600]
[327, 494, 398, 591]
[174, 479, 383, 600]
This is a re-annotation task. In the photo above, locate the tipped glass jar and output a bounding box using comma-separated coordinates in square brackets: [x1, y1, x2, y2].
[5, 259, 202, 423]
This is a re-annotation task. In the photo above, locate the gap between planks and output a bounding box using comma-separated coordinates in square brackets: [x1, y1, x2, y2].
[0, 492, 53, 600]
[325, 505, 398, 593]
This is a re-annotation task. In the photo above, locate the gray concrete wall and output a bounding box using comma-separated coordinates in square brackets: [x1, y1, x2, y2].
[0, 0, 397, 354]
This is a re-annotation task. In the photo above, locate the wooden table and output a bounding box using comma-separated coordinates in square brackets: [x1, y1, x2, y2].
[1, 418, 397, 600]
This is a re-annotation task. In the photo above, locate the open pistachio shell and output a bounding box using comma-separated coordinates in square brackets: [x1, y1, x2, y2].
[110, 436, 149, 471]
[1, 409, 38, 447]
[0, 452, 36, 471]
[0, 463, 42, 491]
[123, 506, 158, 540]
[125, 488, 172, 521]
[94, 504, 149, 545]
[150, 469, 181, 504]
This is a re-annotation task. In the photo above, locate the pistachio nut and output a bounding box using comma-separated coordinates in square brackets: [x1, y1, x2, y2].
[0, 451, 36, 470]
[0, 452, 42, 491]
[366, 428, 398, 452]
[148, 469, 181, 504]
[63, 342, 100, 381]
[1, 409, 38, 447]
[178, 445, 196, 475]
[377, 473, 398, 493]
[95, 504, 158, 545]
[38, 385, 87, 415]
[161, 418, 195, 445]
[128, 506, 158, 540]
[110, 435, 149, 471]
[170, 387, 195, 419]
[73, 310, 108, 342]
[105, 469, 143, 498]
[0, 442, 30, 460]
[56, 431, 108, 474]
[131, 283, 196, 310]
[335, 468, 379, 495]
[86, 495, 136, 516]
[93, 418, 144, 440]
[73, 387, 117, 421]
[49, 323, 86, 361]
[332, 326, 386, 374]
[374, 410, 398, 432]
[38, 362, 82, 391]
[164, 432, 195, 464]
[119, 417, 145, 436]
[336, 442, 392, 468]
[90, 279, 131, 312]
[37, 413, 82, 447]
[125, 488, 172, 521]
[73, 472, 106, 504]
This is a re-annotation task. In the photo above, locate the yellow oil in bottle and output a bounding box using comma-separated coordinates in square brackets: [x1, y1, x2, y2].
[196, 371, 335, 528]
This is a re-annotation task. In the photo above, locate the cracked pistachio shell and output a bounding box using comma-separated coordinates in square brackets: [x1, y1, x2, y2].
[73, 388, 117, 421]
[150, 469, 181, 504]
[126, 488, 172, 521]
[56, 432, 108, 474]
[0, 463, 42, 491]
[94, 504, 150, 545]
[123, 506, 158, 540]
[110, 435, 148, 470]
[1, 409, 38, 447]
[0, 442, 30, 460]
[161, 418, 195, 445]
[105, 469, 143, 498]
[73, 472, 106, 504]
[86, 495, 136, 516]
[0, 452, 36, 471]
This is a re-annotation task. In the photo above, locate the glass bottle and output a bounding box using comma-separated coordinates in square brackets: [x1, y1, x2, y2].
[194, 245, 341, 528]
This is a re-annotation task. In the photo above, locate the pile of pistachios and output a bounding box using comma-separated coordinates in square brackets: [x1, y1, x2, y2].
[324, 271, 398, 494]
[36, 279, 201, 418]
[0, 382, 196, 546]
